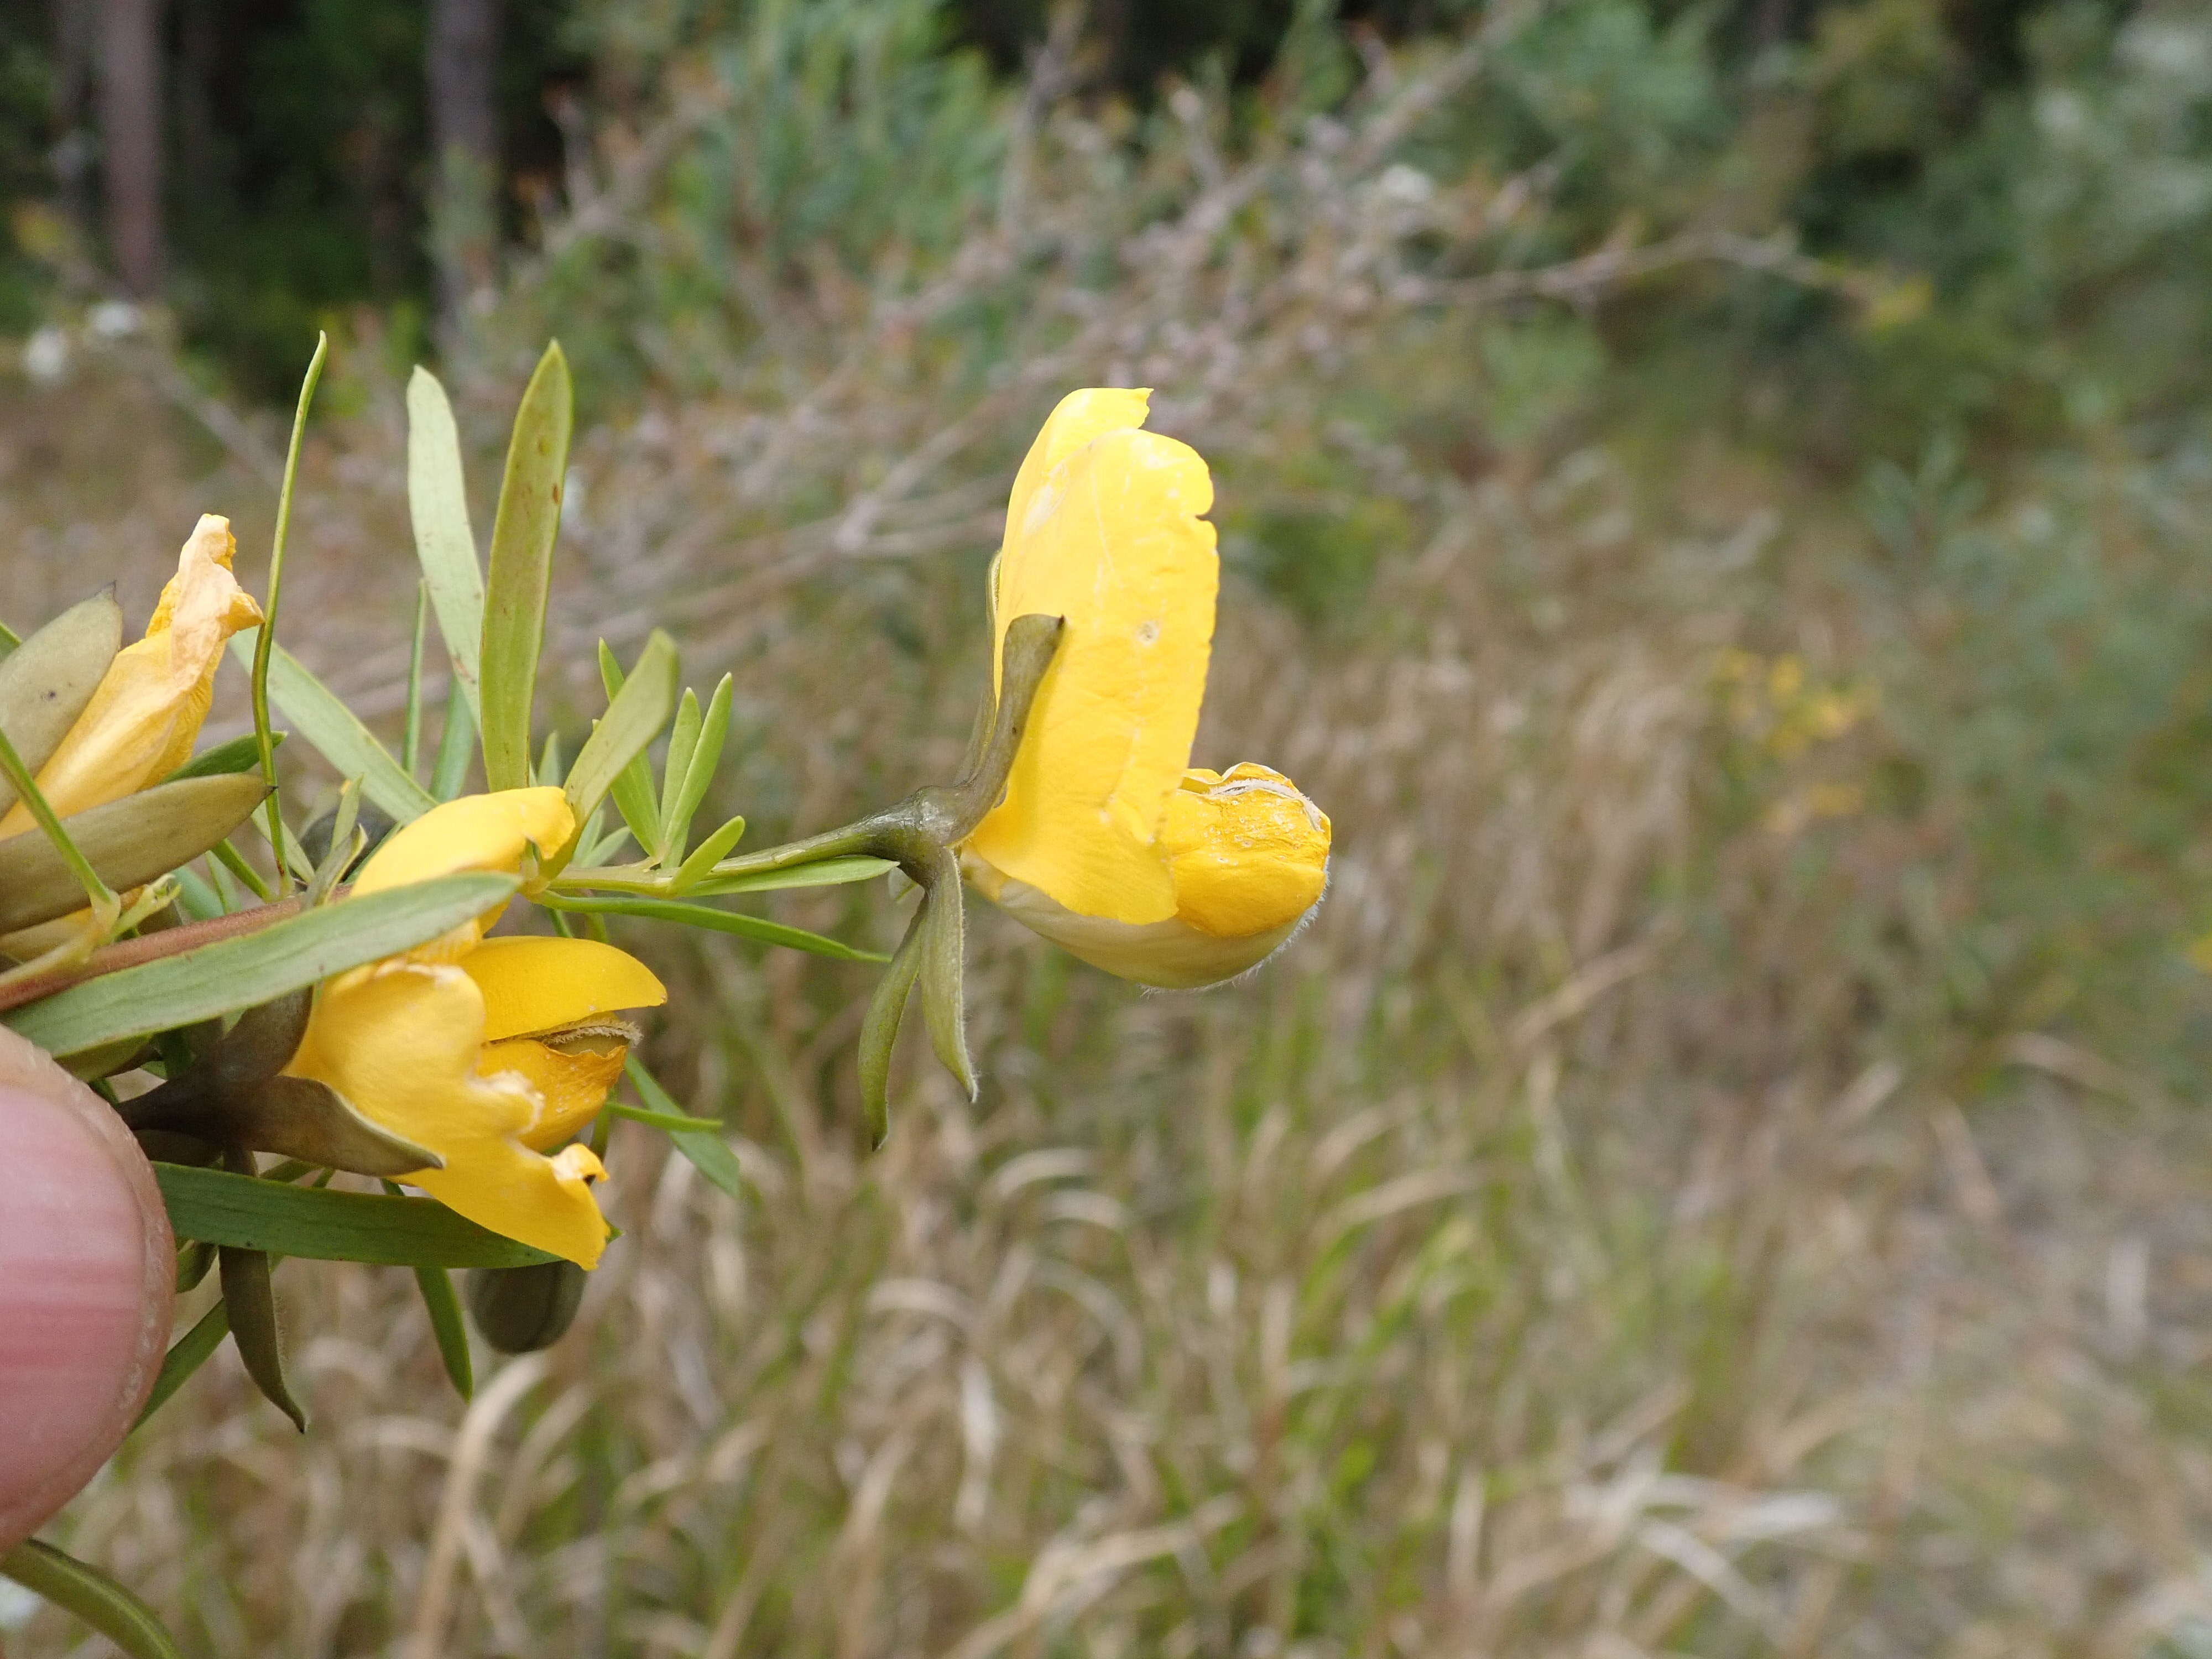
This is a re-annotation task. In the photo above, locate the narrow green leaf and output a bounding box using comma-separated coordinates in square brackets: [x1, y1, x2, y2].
[431, 680, 474, 800]
[664, 674, 732, 865]
[250, 332, 329, 896]
[542, 892, 886, 962]
[597, 641, 661, 853]
[917, 859, 975, 1099]
[164, 731, 282, 782]
[688, 855, 896, 896]
[418, 1266, 476, 1399]
[229, 630, 436, 822]
[666, 814, 749, 894]
[0, 1540, 185, 1659]
[656, 688, 703, 858]
[628, 1060, 745, 1202]
[406, 367, 485, 723]
[7, 873, 515, 1055]
[0, 591, 121, 815]
[566, 631, 679, 827]
[154, 1163, 559, 1267]
[536, 729, 566, 788]
[135, 1297, 228, 1429]
[604, 1100, 723, 1131]
[480, 342, 573, 791]
[403, 582, 430, 778]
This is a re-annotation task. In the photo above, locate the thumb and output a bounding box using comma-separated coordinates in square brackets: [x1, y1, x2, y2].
[0, 1030, 174, 1551]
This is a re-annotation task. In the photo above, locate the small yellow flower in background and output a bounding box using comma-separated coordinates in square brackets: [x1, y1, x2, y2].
[0, 514, 262, 838]
[960, 389, 1331, 990]
[285, 788, 666, 1268]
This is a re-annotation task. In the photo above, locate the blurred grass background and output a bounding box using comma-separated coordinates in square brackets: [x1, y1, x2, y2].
[11, 0, 2212, 1653]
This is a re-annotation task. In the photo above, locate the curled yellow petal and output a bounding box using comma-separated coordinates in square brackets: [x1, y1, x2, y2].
[461, 935, 667, 1041]
[478, 1034, 629, 1152]
[966, 397, 1218, 926]
[0, 514, 262, 839]
[966, 761, 1328, 990]
[1158, 764, 1331, 938]
[286, 961, 613, 1268]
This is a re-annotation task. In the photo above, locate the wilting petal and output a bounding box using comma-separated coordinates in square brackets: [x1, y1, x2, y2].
[461, 935, 667, 1040]
[966, 396, 1217, 925]
[0, 515, 262, 838]
[285, 961, 612, 1268]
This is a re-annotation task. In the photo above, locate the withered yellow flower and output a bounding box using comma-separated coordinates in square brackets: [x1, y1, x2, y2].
[285, 789, 666, 1268]
[960, 390, 1330, 989]
[0, 514, 263, 839]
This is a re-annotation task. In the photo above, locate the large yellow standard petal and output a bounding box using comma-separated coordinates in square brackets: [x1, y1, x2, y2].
[0, 514, 262, 839]
[348, 787, 576, 964]
[965, 394, 1218, 925]
[285, 962, 613, 1268]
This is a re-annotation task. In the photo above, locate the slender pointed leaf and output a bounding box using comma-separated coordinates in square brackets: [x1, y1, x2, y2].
[628, 1059, 745, 1202]
[229, 630, 436, 822]
[667, 814, 749, 894]
[154, 1162, 559, 1267]
[859, 906, 928, 1147]
[566, 631, 679, 827]
[687, 855, 896, 896]
[134, 1298, 229, 1430]
[220, 1235, 306, 1431]
[480, 342, 572, 791]
[0, 1540, 184, 1659]
[596, 641, 662, 853]
[431, 680, 474, 800]
[406, 367, 485, 722]
[164, 730, 283, 782]
[542, 893, 885, 961]
[656, 687, 703, 858]
[7, 872, 515, 1055]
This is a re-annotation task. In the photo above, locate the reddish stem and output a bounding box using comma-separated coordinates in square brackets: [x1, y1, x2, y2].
[0, 896, 307, 1016]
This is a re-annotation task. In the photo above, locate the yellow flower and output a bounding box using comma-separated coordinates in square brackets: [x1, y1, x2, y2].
[0, 514, 263, 839]
[959, 390, 1331, 989]
[284, 789, 666, 1268]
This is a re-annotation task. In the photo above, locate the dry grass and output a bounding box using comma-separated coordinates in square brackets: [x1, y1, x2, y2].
[9, 22, 2212, 1657]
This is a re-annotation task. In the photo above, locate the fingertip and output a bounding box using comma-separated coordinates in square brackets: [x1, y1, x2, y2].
[0, 1031, 173, 1550]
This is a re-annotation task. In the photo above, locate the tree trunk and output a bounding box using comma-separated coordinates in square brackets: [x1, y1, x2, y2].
[97, 0, 163, 296]
[426, 0, 502, 338]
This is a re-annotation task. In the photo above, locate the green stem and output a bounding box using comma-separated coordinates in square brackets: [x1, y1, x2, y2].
[251, 331, 330, 896]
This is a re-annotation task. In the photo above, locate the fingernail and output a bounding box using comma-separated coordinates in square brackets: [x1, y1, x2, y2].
[0, 1032, 174, 1550]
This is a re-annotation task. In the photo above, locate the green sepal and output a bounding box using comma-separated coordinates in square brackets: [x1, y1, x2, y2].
[858, 902, 928, 1148]
[917, 854, 976, 1099]
[0, 773, 268, 935]
[220, 1234, 306, 1431]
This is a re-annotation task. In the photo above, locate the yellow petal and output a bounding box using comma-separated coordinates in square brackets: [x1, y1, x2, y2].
[990, 387, 1156, 651]
[0, 515, 262, 838]
[478, 1033, 629, 1151]
[461, 935, 667, 1040]
[286, 961, 613, 1267]
[1158, 763, 1331, 938]
[964, 413, 1218, 925]
[967, 864, 1310, 990]
[349, 787, 576, 963]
